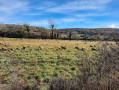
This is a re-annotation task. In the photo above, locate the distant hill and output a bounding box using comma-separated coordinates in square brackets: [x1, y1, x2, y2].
[58, 28, 119, 32]
[0, 23, 119, 32]
[0, 23, 119, 40]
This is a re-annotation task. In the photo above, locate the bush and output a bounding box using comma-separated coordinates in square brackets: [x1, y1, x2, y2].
[7, 30, 28, 38]
[49, 42, 119, 90]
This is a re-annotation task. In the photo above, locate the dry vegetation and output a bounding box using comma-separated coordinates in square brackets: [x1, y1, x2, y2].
[0, 38, 118, 90]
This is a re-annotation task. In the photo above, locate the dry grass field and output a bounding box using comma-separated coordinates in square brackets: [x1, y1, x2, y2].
[0, 38, 115, 89]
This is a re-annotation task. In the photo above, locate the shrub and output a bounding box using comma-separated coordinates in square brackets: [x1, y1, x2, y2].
[49, 42, 119, 90]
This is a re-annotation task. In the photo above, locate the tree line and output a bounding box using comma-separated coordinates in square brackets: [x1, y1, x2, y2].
[0, 23, 119, 41]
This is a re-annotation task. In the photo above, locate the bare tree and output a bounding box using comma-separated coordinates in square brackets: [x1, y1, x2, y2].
[49, 19, 55, 29]
[48, 19, 56, 39]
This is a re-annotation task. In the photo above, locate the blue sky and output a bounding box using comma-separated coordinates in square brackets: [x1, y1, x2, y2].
[0, 0, 119, 29]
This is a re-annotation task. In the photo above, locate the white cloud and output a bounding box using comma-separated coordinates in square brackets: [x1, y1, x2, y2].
[0, 0, 29, 15]
[61, 18, 77, 22]
[0, 0, 29, 23]
[108, 24, 118, 28]
[76, 13, 109, 17]
[0, 16, 8, 21]
[29, 17, 86, 27]
[37, 1, 57, 10]
[60, 18, 86, 22]
[29, 20, 49, 26]
[37, 0, 112, 13]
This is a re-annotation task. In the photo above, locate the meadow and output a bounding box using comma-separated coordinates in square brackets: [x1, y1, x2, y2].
[0, 38, 116, 89]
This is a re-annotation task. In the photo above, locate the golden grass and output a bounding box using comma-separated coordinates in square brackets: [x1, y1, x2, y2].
[0, 38, 116, 89]
[0, 38, 98, 49]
